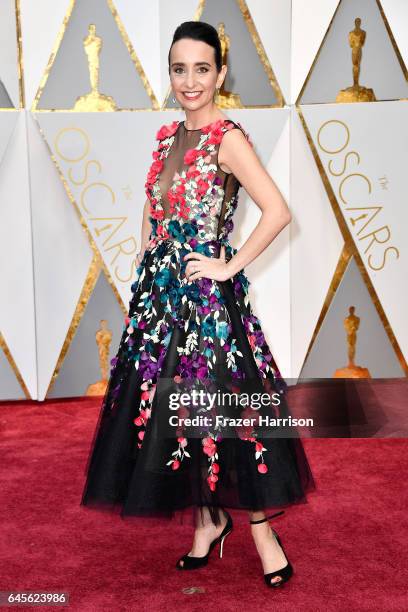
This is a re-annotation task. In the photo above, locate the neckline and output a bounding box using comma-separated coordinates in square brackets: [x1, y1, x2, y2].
[182, 117, 229, 132]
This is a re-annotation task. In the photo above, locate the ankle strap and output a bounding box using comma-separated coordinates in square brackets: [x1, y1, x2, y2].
[249, 510, 285, 525]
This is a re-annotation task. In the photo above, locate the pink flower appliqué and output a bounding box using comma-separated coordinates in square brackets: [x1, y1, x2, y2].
[156, 121, 179, 141]
[184, 148, 205, 165]
[134, 379, 155, 448]
[167, 436, 191, 470]
[239, 423, 269, 474]
[202, 436, 219, 491]
[201, 118, 225, 135]
[207, 126, 224, 145]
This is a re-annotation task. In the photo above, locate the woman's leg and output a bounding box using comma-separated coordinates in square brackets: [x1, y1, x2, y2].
[249, 511, 289, 585]
[177, 506, 228, 567]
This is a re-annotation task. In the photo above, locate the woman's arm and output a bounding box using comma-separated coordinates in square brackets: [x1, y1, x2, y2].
[218, 128, 292, 277]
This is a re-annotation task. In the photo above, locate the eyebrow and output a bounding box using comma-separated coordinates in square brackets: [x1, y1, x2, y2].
[171, 61, 211, 67]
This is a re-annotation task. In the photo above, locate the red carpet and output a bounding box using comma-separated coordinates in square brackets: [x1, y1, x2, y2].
[1, 397, 407, 611]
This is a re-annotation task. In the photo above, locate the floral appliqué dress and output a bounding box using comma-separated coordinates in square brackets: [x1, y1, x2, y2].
[81, 117, 316, 525]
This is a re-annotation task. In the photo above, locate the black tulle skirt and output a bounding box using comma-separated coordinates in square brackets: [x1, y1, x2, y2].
[80, 239, 316, 526]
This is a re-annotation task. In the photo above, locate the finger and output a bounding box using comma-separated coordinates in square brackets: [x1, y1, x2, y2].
[189, 259, 203, 270]
[184, 252, 204, 261]
[185, 266, 199, 280]
[187, 263, 202, 276]
[185, 263, 198, 275]
[219, 245, 226, 260]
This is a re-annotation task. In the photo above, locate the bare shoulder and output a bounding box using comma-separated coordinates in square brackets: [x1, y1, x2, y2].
[218, 123, 259, 176]
[223, 121, 250, 145]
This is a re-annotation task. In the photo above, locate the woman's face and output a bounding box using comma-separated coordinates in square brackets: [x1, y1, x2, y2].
[169, 38, 226, 109]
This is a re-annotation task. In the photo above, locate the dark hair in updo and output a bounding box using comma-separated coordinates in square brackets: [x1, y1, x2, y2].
[168, 21, 222, 73]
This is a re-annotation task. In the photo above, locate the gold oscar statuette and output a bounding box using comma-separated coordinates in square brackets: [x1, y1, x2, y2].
[334, 306, 371, 378]
[73, 24, 117, 111]
[215, 23, 243, 108]
[336, 17, 376, 102]
[86, 319, 113, 396]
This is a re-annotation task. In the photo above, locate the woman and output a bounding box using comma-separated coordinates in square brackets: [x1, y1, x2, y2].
[81, 21, 316, 588]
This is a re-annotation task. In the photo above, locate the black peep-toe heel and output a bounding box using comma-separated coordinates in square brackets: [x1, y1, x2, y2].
[250, 510, 294, 588]
[176, 510, 233, 570]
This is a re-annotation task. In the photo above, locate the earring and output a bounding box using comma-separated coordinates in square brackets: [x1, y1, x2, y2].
[172, 96, 176, 103]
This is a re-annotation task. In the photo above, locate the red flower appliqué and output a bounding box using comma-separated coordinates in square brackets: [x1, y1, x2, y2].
[167, 436, 190, 470]
[183, 148, 206, 165]
[242, 435, 269, 474]
[156, 120, 179, 141]
[202, 436, 220, 491]
[238, 406, 269, 474]
[133, 379, 155, 447]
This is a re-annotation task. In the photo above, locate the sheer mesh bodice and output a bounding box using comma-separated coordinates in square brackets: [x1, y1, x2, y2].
[157, 120, 245, 240]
